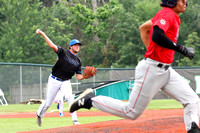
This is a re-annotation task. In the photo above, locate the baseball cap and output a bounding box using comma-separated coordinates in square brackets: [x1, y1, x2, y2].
[69, 39, 82, 46]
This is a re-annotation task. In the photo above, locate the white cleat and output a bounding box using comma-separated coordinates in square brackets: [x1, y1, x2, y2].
[73, 120, 80, 125]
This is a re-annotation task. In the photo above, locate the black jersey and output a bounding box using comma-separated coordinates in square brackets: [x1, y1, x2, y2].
[52, 46, 82, 80]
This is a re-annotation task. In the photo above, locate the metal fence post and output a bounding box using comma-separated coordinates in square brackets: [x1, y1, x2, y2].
[76, 79, 79, 92]
[20, 65, 22, 102]
[93, 75, 95, 87]
[40, 67, 42, 99]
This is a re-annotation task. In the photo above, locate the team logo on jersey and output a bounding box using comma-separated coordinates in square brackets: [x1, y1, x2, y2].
[160, 19, 166, 25]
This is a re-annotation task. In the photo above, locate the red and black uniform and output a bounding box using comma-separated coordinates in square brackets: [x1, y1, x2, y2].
[89, 7, 200, 132]
[145, 7, 180, 63]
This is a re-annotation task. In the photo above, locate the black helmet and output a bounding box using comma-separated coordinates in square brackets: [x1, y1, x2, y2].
[161, 0, 177, 8]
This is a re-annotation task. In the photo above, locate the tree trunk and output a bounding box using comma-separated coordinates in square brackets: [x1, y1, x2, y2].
[42, 0, 53, 7]
[91, 0, 100, 42]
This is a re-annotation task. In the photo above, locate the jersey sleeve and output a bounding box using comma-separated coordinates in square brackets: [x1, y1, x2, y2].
[56, 46, 64, 57]
[153, 13, 173, 33]
[76, 57, 82, 74]
[76, 66, 82, 74]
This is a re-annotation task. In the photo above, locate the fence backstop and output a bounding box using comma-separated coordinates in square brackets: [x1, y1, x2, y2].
[0, 62, 199, 104]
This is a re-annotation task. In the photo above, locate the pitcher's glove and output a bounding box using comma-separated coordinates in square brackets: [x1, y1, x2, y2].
[83, 66, 97, 79]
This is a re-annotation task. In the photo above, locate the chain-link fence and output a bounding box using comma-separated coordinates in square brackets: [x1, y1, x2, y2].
[0, 63, 135, 104]
[0, 63, 200, 104]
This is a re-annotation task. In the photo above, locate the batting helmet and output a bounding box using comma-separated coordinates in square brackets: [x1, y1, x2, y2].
[69, 39, 82, 46]
[160, 0, 177, 8]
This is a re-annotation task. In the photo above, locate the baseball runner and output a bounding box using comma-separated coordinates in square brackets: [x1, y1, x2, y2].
[69, 0, 200, 132]
[36, 29, 85, 126]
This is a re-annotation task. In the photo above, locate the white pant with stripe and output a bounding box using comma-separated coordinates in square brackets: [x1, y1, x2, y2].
[91, 58, 200, 131]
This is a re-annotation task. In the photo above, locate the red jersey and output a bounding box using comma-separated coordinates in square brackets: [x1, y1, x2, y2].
[144, 7, 181, 63]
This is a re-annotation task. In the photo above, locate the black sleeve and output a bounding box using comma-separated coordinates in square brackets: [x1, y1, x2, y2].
[152, 26, 195, 59]
[152, 26, 181, 51]
[56, 46, 61, 55]
[76, 57, 82, 74]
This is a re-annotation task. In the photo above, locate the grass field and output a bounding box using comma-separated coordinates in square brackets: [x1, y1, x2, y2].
[0, 99, 183, 133]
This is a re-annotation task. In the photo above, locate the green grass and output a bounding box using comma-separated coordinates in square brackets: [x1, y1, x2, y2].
[0, 99, 183, 114]
[0, 117, 122, 133]
[146, 99, 183, 110]
[0, 99, 183, 133]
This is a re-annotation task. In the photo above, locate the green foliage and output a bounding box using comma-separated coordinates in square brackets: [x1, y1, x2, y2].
[0, 0, 45, 63]
[0, 0, 199, 67]
[95, 0, 125, 67]
[113, 0, 161, 68]
[176, 32, 200, 66]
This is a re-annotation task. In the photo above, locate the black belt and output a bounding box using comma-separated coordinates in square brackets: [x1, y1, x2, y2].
[157, 63, 170, 70]
[51, 75, 64, 81]
[144, 58, 170, 70]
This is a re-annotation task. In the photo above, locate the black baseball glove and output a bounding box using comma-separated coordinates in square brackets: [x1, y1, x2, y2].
[179, 46, 195, 60]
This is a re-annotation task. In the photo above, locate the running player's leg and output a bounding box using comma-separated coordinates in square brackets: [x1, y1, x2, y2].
[92, 59, 169, 119]
[37, 75, 61, 117]
[162, 68, 200, 131]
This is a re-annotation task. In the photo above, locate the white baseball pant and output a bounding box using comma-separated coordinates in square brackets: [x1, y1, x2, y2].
[91, 58, 200, 131]
[37, 74, 78, 121]
[54, 90, 64, 114]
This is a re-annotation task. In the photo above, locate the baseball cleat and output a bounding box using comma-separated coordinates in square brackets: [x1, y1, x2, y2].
[188, 122, 200, 133]
[59, 113, 63, 117]
[69, 88, 95, 113]
[73, 120, 80, 125]
[36, 115, 42, 127]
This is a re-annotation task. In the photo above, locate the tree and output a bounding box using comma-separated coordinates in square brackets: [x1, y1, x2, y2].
[0, 0, 45, 63]
[113, 0, 161, 67]
[174, 0, 200, 65]
[0, 0, 199, 68]
[176, 32, 200, 66]
[0, 0, 72, 64]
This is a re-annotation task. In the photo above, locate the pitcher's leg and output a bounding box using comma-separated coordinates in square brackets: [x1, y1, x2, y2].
[37, 76, 60, 117]
[58, 99, 64, 116]
[67, 95, 78, 121]
[162, 68, 200, 131]
[61, 80, 79, 124]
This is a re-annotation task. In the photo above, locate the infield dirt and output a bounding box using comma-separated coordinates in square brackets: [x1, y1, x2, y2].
[13, 109, 187, 133]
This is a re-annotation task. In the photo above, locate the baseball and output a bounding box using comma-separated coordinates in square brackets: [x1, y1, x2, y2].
[36, 29, 40, 34]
